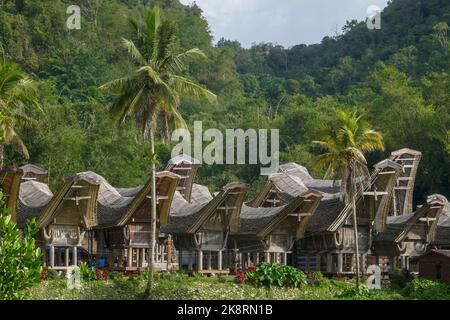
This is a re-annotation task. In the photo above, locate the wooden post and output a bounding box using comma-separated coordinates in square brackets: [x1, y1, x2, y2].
[265, 252, 270, 264]
[65, 247, 70, 267]
[109, 249, 114, 270]
[140, 248, 145, 268]
[337, 253, 343, 273]
[127, 247, 133, 268]
[207, 251, 212, 270]
[255, 252, 260, 264]
[326, 253, 332, 273]
[188, 251, 193, 271]
[167, 237, 172, 264]
[73, 246, 77, 266]
[118, 250, 124, 268]
[49, 246, 55, 268]
[197, 250, 203, 271]
[218, 250, 223, 271]
[283, 253, 288, 266]
[161, 243, 165, 264]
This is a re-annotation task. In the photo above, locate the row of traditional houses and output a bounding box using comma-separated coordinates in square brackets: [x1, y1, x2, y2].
[2, 148, 449, 276]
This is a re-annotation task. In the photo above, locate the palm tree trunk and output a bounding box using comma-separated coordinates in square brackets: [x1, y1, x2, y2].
[146, 127, 157, 297]
[352, 196, 361, 287]
[0, 143, 4, 167]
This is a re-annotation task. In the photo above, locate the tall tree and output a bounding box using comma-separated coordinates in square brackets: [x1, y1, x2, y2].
[100, 7, 216, 296]
[313, 109, 384, 287]
[0, 59, 41, 166]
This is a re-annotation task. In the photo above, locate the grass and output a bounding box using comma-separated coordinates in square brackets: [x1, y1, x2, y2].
[29, 272, 442, 300]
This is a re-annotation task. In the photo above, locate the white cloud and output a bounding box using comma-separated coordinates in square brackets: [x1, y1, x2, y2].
[179, 0, 389, 48]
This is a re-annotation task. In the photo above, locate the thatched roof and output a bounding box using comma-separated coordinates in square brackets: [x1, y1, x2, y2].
[162, 182, 247, 234]
[17, 181, 53, 228]
[240, 191, 322, 238]
[374, 194, 447, 243]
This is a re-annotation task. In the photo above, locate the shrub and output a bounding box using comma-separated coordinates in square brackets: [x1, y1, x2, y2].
[217, 274, 227, 283]
[339, 284, 372, 298]
[403, 278, 450, 300]
[390, 269, 415, 289]
[0, 194, 42, 299]
[234, 269, 246, 284]
[310, 271, 327, 286]
[246, 263, 307, 288]
[79, 263, 96, 282]
[96, 268, 109, 281]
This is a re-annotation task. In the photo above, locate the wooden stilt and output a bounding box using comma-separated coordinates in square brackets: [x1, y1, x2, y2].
[127, 247, 133, 268]
[218, 250, 223, 270]
[73, 246, 77, 266]
[197, 250, 203, 271]
[50, 246, 55, 268]
[188, 251, 193, 271]
[65, 247, 70, 267]
[337, 253, 343, 273]
[208, 251, 212, 270]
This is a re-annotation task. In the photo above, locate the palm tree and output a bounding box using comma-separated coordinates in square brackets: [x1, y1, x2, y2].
[313, 109, 384, 287]
[100, 7, 216, 295]
[0, 59, 41, 166]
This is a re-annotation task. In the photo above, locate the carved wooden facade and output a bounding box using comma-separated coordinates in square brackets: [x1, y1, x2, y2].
[233, 191, 322, 269]
[165, 182, 247, 273]
[0, 167, 23, 223]
[36, 172, 100, 269]
[94, 171, 179, 271]
[295, 159, 401, 273]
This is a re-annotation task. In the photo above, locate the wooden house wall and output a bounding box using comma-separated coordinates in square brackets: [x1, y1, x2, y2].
[416, 255, 450, 283]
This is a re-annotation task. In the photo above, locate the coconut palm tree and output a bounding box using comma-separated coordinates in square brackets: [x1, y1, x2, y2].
[313, 109, 384, 287]
[100, 7, 216, 295]
[0, 59, 41, 166]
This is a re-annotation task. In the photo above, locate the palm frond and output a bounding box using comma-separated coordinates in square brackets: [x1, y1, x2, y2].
[170, 75, 217, 103]
[122, 38, 147, 66]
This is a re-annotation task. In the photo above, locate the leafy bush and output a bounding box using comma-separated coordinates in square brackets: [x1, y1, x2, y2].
[42, 268, 58, 281]
[79, 263, 96, 282]
[403, 278, 450, 300]
[217, 274, 227, 283]
[308, 271, 328, 286]
[234, 269, 246, 284]
[246, 263, 307, 288]
[390, 269, 415, 289]
[96, 268, 109, 281]
[339, 284, 372, 298]
[0, 194, 42, 299]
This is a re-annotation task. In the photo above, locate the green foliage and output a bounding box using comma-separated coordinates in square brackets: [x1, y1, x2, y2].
[79, 263, 96, 282]
[339, 284, 372, 298]
[246, 263, 307, 288]
[0, 192, 41, 300]
[0, 0, 447, 206]
[403, 278, 450, 300]
[390, 269, 415, 289]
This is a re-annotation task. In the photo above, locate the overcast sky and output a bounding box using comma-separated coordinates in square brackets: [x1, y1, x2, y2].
[179, 0, 389, 48]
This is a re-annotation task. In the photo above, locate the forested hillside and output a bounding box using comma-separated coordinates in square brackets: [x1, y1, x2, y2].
[0, 0, 448, 203]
